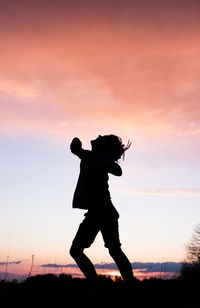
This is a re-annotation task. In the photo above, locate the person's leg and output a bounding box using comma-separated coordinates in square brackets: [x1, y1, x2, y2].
[108, 246, 134, 282]
[69, 213, 99, 281]
[70, 244, 97, 281]
[101, 210, 135, 282]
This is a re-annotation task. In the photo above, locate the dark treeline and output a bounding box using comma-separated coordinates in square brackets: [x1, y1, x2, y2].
[0, 273, 200, 308]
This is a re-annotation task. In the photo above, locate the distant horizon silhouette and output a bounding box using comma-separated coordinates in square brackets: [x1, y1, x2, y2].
[1, 271, 200, 308]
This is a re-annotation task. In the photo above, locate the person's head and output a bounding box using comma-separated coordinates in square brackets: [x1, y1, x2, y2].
[91, 134, 131, 161]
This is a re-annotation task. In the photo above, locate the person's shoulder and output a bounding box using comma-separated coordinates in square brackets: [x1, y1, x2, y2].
[81, 149, 91, 159]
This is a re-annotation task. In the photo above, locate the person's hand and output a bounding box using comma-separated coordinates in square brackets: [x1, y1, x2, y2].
[70, 137, 82, 153]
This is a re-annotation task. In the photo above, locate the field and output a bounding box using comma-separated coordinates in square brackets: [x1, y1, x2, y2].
[0, 274, 199, 308]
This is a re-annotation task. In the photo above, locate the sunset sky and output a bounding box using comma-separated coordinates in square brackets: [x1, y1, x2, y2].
[1, 0, 200, 279]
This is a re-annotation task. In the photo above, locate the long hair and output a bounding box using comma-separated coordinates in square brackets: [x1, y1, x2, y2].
[103, 135, 132, 161]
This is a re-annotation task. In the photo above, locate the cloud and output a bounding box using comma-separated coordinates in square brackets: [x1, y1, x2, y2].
[0, 79, 39, 98]
[97, 262, 182, 273]
[0, 0, 200, 143]
[116, 188, 200, 197]
[131, 262, 182, 273]
[41, 263, 77, 268]
[0, 261, 22, 266]
[40, 262, 182, 273]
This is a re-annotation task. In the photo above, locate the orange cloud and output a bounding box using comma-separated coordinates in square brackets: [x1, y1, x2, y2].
[0, 1, 200, 144]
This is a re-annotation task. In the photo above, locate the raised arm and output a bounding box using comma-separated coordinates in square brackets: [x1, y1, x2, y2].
[70, 137, 85, 159]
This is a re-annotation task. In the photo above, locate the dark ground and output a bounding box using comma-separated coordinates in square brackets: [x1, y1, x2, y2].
[0, 274, 199, 308]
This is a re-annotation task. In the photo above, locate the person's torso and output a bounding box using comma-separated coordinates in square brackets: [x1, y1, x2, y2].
[72, 151, 111, 210]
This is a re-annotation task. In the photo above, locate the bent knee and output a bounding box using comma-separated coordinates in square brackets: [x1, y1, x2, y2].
[69, 245, 77, 258]
[69, 243, 83, 258]
[108, 246, 122, 256]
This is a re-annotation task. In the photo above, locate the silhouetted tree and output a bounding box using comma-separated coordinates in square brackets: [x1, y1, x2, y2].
[181, 223, 200, 280]
[186, 223, 200, 264]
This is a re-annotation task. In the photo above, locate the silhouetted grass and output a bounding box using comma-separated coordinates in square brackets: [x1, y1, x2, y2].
[0, 274, 200, 308]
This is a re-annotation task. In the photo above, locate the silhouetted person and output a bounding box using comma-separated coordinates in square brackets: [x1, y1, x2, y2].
[69, 135, 134, 283]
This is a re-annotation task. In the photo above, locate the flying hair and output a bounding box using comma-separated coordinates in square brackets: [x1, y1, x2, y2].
[102, 135, 132, 161]
[121, 139, 132, 161]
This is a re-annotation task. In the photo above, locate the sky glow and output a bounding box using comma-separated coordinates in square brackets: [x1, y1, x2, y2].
[0, 0, 200, 279]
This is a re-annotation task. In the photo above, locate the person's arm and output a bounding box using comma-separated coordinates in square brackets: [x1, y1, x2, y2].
[70, 137, 86, 159]
[93, 154, 122, 176]
[107, 161, 122, 176]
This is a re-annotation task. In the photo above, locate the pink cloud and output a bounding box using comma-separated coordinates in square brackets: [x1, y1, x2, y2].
[0, 1, 200, 144]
